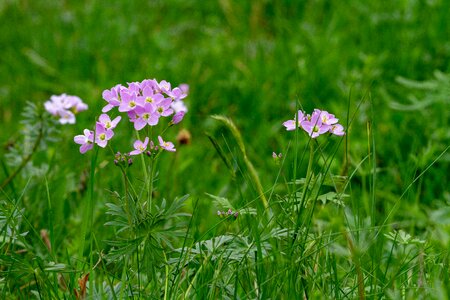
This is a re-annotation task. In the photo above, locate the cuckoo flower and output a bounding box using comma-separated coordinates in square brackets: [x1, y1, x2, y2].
[318, 110, 339, 125]
[45, 94, 87, 124]
[301, 110, 330, 138]
[283, 110, 305, 131]
[58, 110, 76, 124]
[158, 136, 176, 152]
[171, 100, 188, 114]
[95, 123, 114, 148]
[118, 90, 140, 112]
[76, 78, 189, 155]
[97, 114, 121, 131]
[102, 84, 124, 113]
[154, 99, 174, 118]
[130, 137, 149, 155]
[138, 86, 164, 107]
[283, 108, 345, 138]
[329, 124, 345, 136]
[74, 129, 94, 154]
[133, 106, 159, 130]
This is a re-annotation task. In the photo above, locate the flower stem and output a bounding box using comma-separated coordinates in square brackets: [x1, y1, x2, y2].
[135, 131, 149, 207]
[148, 157, 154, 214]
[300, 141, 315, 211]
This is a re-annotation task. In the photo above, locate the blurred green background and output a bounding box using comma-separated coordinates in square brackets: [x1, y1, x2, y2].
[0, 0, 449, 232]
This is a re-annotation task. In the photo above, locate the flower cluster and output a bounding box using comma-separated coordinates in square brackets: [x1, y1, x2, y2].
[283, 109, 345, 138]
[114, 152, 133, 167]
[74, 78, 188, 155]
[44, 94, 88, 124]
[217, 209, 239, 220]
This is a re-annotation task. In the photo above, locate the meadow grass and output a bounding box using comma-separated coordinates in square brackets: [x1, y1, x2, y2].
[1, 1, 449, 299]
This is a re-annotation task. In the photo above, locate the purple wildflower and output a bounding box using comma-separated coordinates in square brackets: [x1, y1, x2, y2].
[301, 110, 330, 138]
[57, 110, 76, 124]
[319, 110, 339, 125]
[154, 99, 174, 118]
[74, 129, 94, 154]
[132, 106, 159, 130]
[329, 124, 345, 136]
[171, 100, 188, 114]
[102, 84, 124, 113]
[158, 136, 176, 152]
[283, 110, 305, 131]
[118, 90, 140, 112]
[129, 137, 149, 155]
[98, 114, 121, 130]
[94, 123, 114, 148]
[44, 94, 87, 124]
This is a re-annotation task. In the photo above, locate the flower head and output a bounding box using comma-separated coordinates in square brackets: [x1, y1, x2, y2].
[130, 137, 149, 155]
[74, 129, 94, 154]
[98, 114, 121, 130]
[132, 106, 159, 130]
[283, 108, 345, 138]
[329, 124, 345, 136]
[102, 84, 124, 113]
[283, 110, 305, 131]
[76, 78, 189, 158]
[94, 123, 114, 148]
[45, 94, 87, 124]
[158, 136, 176, 152]
[301, 110, 330, 138]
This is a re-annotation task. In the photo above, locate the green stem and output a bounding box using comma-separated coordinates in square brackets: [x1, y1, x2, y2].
[122, 169, 132, 227]
[78, 147, 98, 273]
[301, 142, 315, 210]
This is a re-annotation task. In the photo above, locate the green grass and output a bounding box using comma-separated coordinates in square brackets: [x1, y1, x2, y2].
[1, 0, 449, 299]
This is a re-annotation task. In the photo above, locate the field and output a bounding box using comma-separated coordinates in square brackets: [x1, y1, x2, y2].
[0, 1, 449, 299]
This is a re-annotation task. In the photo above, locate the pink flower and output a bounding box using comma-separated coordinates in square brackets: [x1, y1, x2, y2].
[329, 124, 345, 136]
[154, 99, 174, 118]
[129, 137, 149, 155]
[158, 136, 176, 152]
[171, 111, 185, 125]
[158, 80, 172, 94]
[97, 114, 121, 130]
[318, 110, 339, 125]
[74, 129, 94, 154]
[94, 123, 114, 148]
[179, 83, 189, 95]
[283, 108, 345, 138]
[44, 94, 87, 124]
[171, 100, 188, 113]
[118, 91, 140, 112]
[301, 110, 330, 138]
[283, 110, 305, 131]
[138, 87, 165, 107]
[171, 87, 188, 101]
[132, 106, 159, 130]
[102, 84, 124, 113]
[57, 109, 76, 124]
